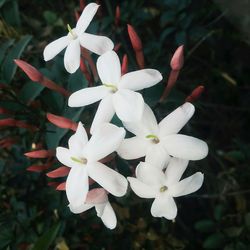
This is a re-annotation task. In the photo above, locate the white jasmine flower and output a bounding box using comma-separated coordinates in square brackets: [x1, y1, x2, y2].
[69, 188, 117, 229]
[117, 102, 208, 169]
[43, 3, 114, 73]
[68, 50, 163, 133]
[128, 159, 204, 220]
[56, 122, 127, 207]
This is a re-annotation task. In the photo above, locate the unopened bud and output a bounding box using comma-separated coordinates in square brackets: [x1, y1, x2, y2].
[170, 45, 184, 71]
[185, 85, 205, 103]
[127, 24, 142, 51]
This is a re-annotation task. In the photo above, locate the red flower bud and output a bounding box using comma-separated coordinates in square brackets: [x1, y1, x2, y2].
[114, 43, 121, 52]
[170, 45, 184, 71]
[115, 6, 120, 27]
[47, 113, 78, 131]
[24, 149, 55, 158]
[0, 118, 16, 127]
[121, 54, 128, 75]
[27, 163, 52, 172]
[185, 85, 205, 103]
[46, 166, 70, 178]
[127, 24, 142, 51]
[56, 182, 66, 191]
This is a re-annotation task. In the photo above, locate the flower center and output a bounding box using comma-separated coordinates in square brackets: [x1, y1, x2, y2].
[103, 83, 118, 93]
[67, 24, 77, 40]
[71, 156, 87, 165]
[160, 186, 168, 192]
[146, 134, 160, 144]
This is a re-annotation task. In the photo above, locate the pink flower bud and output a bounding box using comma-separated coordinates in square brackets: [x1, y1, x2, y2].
[47, 113, 78, 131]
[56, 182, 66, 191]
[170, 45, 184, 71]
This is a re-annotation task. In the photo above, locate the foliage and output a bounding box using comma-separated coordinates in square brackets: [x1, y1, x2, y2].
[0, 0, 250, 249]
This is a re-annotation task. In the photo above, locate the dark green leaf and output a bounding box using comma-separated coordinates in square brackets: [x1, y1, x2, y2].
[203, 233, 225, 249]
[3, 35, 32, 83]
[194, 219, 215, 233]
[32, 222, 61, 250]
[0, 39, 14, 65]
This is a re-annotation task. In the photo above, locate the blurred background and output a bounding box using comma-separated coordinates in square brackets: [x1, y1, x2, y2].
[0, 0, 250, 249]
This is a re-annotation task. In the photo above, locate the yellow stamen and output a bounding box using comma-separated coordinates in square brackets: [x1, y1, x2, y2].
[160, 186, 168, 192]
[146, 134, 160, 144]
[71, 157, 87, 164]
[103, 83, 118, 93]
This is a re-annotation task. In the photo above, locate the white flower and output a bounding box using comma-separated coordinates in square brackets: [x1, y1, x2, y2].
[56, 122, 128, 207]
[69, 188, 117, 229]
[68, 50, 163, 133]
[43, 3, 114, 73]
[128, 159, 204, 220]
[117, 102, 208, 169]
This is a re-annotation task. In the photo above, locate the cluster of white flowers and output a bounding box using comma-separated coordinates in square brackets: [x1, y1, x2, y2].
[44, 3, 208, 229]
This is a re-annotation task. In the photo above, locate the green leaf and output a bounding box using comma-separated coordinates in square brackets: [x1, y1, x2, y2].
[244, 212, 250, 230]
[18, 81, 45, 103]
[0, 39, 14, 65]
[32, 222, 61, 250]
[203, 233, 225, 249]
[3, 35, 32, 83]
[43, 10, 58, 25]
[1, 0, 20, 27]
[224, 227, 243, 238]
[214, 204, 226, 221]
[194, 219, 215, 233]
[0, 0, 7, 8]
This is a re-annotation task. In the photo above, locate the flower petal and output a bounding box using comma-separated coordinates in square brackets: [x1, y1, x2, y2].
[119, 69, 162, 91]
[90, 96, 115, 134]
[43, 36, 70, 61]
[56, 147, 74, 168]
[165, 158, 189, 186]
[113, 89, 144, 122]
[96, 202, 117, 229]
[127, 177, 157, 198]
[117, 136, 148, 160]
[162, 134, 208, 160]
[145, 144, 170, 170]
[123, 104, 159, 137]
[64, 39, 80, 73]
[84, 123, 125, 162]
[170, 172, 204, 197]
[159, 102, 195, 137]
[76, 3, 99, 34]
[86, 188, 108, 204]
[68, 86, 110, 107]
[151, 195, 177, 220]
[88, 162, 128, 197]
[79, 33, 114, 55]
[135, 162, 165, 186]
[97, 50, 121, 84]
[68, 122, 88, 156]
[66, 166, 89, 206]
[68, 203, 93, 214]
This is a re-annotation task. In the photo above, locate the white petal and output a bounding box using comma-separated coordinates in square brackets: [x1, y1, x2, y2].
[113, 89, 144, 122]
[90, 96, 115, 135]
[66, 166, 88, 206]
[127, 177, 157, 198]
[97, 50, 121, 84]
[145, 144, 170, 170]
[96, 202, 117, 229]
[56, 147, 75, 168]
[159, 102, 195, 137]
[68, 122, 88, 156]
[64, 39, 80, 73]
[117, 136, 148, 160]
[119, 69, 162, 91]
[123, 104, 159, 137]
[151, 196, 177, 220]
[84, 123, 125, 162]
[135, 162, 165, 186]
[68, 86, 110, 107]
[88, 162, 128, 197]
[165, 158, 189, 186]
[43, 36, 70, 61]
[76, 3, 99, 34]
[162, 134, 208, 160]
[79, 33, 114, 55]
[69, 203, 93, 214]
[170, 172, 204, 197]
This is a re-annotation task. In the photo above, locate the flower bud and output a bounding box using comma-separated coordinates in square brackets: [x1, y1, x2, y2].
[170, 45, 184, 71]
[185, 85, 205, 103]
[47, 166, 70, 178]
[127, 24, 142, 51]
[121, 54, 128, 75]
[24, 149, 55, 158]
[47, 113, 78, 131]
